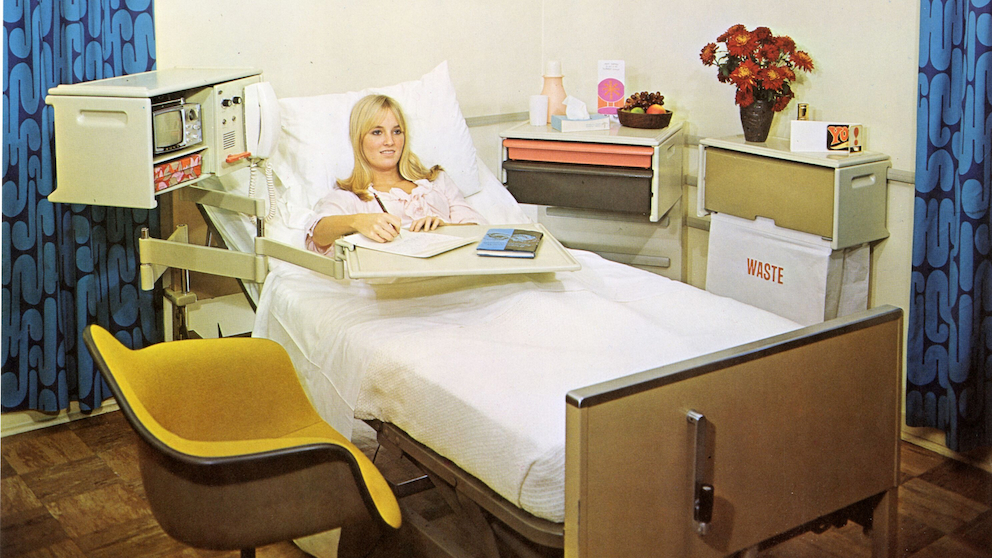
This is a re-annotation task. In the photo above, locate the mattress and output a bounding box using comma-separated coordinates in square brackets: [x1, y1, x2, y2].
[252, 250, 800, 523]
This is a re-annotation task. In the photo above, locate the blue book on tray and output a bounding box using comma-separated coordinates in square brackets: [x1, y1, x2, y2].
[477, 228, 544, 258]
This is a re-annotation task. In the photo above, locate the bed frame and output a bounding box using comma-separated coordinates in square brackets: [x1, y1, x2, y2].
[187, 193, 901, 557]
[372, 305, 902, 558]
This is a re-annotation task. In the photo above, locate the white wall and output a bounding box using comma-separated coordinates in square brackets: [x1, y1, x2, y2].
[542, 0, 920, 169]
[155, 0, 919, 312]
[155, 1, 542, 117]
[156, 1, 920, 168]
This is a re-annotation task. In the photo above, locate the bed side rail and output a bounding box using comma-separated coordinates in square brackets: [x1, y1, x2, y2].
[564, 305, 903, 558]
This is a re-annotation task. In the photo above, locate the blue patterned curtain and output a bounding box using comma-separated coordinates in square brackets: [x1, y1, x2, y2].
[909, 1, 991, 452]
[2, 0, 161, 413]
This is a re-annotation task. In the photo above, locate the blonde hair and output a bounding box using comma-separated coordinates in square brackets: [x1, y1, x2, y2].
[337, 95, 441, 201]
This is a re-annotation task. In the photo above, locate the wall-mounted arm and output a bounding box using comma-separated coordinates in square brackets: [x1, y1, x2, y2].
[138, 184, 346, 293]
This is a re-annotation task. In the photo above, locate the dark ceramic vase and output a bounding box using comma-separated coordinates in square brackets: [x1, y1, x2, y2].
[740, 99, 774, 143]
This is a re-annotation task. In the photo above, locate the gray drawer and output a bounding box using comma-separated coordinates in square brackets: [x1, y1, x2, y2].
[504, 160, 653, 215]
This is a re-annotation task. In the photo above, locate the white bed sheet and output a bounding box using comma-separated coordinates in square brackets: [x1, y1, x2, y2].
[251, 170, 801, 521]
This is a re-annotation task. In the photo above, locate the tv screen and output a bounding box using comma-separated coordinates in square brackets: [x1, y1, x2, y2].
[153, 109, 184, 151]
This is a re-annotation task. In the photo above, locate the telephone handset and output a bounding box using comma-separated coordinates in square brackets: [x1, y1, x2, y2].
[244, 81, 280, 158]
[243, 82, 281, 222]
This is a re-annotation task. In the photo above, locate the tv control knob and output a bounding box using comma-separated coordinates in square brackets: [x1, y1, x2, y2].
[232, 96, 243, 105]
[221, 99, 233, 107]
[186, 109, 198, 121]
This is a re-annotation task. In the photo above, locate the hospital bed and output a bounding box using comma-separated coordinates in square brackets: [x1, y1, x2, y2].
[194, 63, 902, 557]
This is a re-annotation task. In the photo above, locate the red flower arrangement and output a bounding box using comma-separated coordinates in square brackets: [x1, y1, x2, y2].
[700, 24, 814, 112]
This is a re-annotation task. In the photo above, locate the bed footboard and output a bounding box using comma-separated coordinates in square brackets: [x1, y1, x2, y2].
[564, 306, 902, 558]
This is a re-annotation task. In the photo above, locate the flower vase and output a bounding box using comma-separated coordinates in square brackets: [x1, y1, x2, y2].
[739, 100, 774, 143]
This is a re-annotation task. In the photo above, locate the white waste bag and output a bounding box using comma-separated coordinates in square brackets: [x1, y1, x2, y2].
[706, 213, 869, 326]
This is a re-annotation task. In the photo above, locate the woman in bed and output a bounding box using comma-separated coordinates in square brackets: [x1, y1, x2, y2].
[305, 94, 485, 253]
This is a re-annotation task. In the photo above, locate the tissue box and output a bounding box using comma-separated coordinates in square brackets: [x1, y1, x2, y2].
[154, 153, 202, 192]
[551, 114, 610, 133]
[790, 120, 864, 152]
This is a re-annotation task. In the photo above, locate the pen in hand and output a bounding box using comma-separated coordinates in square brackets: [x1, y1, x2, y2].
[372, 191, 389, 214]
[371, 191, 400, 238]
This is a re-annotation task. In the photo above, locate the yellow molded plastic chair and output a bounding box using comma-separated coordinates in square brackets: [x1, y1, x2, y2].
[83, 325, 401, 558]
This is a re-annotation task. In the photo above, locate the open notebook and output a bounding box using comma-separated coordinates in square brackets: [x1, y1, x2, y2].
[336, 230, 477, 258]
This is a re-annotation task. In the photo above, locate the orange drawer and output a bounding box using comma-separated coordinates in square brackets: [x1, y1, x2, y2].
[504, 139, 654, 168]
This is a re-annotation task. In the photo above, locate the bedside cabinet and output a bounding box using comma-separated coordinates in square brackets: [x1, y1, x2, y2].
[698, 135, 890, 325]
[499, 121, 685, 280]
[698, 136, 890, 249]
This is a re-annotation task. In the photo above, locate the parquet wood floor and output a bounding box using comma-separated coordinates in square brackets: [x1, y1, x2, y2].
[1, 410, 989, 557]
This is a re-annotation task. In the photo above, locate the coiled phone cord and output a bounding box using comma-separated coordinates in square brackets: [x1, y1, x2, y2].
[248, 158, 278, 224]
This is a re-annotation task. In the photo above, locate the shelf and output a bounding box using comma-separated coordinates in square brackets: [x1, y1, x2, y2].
[47, 67, 259, 98]
[501, 120, 684, 147]
[699, 135, 889, 169]
[153, 145, 207, 165]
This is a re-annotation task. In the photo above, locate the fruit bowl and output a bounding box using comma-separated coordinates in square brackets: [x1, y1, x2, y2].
[617, 109, 673, 129]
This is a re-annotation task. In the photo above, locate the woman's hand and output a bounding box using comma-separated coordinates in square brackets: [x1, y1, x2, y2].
[352, 212, 402, 243]
[410, 215, 445, 232]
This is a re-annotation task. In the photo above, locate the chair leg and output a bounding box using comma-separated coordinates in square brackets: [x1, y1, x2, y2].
[241, 549, 256, 558]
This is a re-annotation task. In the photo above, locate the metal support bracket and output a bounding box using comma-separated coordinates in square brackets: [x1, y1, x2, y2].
[139, 225, 268, 291]
[256, 237, 343, 279]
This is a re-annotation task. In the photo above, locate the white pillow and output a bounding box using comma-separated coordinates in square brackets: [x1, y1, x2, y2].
[269, 61, 481, 238]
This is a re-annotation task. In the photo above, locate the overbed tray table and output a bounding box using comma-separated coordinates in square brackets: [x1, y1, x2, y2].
[332, 223, 580, 279]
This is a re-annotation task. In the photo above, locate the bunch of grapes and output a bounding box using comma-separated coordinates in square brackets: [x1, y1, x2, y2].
[622, 91, 665, 110]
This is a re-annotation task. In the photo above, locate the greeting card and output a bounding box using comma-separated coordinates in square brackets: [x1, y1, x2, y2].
[597, 60, 625, 115]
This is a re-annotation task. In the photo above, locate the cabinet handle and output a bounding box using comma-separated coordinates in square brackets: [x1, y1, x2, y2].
[851, 173, 877, 189]
[687, 410, 713, 536]
[78, 109, 129, 127]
